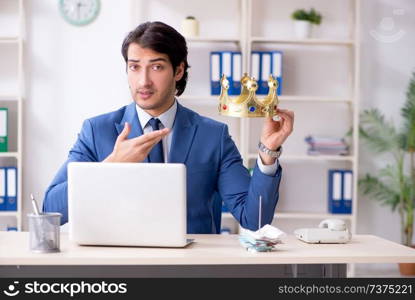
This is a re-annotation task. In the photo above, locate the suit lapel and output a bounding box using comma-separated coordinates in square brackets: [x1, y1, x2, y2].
[168, 103, 197, 163]
[115, 102, 149, 162]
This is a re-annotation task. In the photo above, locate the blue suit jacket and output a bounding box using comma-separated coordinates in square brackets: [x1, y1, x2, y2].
[43, 102, 282, 233]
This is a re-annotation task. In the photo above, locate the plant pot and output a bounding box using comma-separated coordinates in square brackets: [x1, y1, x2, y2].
[293, 20, 312, 39]
[399, 245, 415, 276]
[399, 263, 415, 276]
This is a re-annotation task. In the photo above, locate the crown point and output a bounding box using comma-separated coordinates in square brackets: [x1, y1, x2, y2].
[218, 73, 279, 118]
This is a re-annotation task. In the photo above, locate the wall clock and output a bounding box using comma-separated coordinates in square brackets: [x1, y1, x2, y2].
[59, 0, 100, 26]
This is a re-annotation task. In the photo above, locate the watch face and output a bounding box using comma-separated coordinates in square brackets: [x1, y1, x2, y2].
[59, 0, 100, 26]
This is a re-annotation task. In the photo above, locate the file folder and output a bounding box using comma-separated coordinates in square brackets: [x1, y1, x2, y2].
[0, 108, 8, 152]
[343, 170, 353, 214]
[0, 167, 6, 210]
[230, 52, 242, 95]
[210, 52, 222, 95]
[6, 226, 17, 231]
[251, 51, 261, 85]
[328, 169, 343, 214]
[271, 51, 283, 95]
[5, 167, 17, 211]
[258, 52, 271, 95]
[222, 51, 232, 94]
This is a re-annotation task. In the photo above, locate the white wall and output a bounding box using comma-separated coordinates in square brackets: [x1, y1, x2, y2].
[23, 0, 132, 228]
[358, 0, 415, 243]
[19, 0, 415, 269]
[355, 0, 415, 275]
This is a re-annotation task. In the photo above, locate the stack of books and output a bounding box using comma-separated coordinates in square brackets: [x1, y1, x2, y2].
[305, 135, 349, 156]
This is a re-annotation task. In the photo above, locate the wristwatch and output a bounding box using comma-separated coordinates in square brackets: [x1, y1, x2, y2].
[258, 142, 282, 158]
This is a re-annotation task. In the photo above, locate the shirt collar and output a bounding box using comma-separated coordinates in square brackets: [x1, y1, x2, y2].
[135, 99, 177, 130]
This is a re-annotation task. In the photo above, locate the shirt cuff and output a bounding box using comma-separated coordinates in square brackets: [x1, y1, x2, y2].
[257, 154, 279, 176]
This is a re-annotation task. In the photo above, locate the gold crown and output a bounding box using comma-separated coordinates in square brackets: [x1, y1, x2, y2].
[218, 73, 279, 118]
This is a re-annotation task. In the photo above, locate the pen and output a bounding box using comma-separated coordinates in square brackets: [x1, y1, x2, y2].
[259, 195, 262, 230]
[30, 193, 40, 215]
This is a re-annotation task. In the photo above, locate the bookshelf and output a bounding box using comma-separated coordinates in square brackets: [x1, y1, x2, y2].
[250, 37, 355, 46]
[244, 0, 360, 241]
[223, 211, 353, 220]
[131, 0, 360, 240]
[0, 0, 24, 231]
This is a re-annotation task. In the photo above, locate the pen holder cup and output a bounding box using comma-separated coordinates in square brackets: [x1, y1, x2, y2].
[27, 213, 62, 253]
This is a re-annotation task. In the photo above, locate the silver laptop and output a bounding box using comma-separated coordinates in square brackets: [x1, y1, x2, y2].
[67, 162, 191, 247]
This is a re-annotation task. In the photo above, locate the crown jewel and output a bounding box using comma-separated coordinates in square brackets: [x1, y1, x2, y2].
[218, 73, 279, 118]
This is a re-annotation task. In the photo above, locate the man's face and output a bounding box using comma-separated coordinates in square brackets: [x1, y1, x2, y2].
[127, 43, 184, 116]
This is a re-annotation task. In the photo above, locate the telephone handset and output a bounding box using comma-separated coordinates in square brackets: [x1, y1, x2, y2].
[294, 219, 352, 244]
[318, 219, 347, 231]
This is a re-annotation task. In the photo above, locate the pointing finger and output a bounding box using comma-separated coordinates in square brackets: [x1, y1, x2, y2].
[116, 122, 131, 142]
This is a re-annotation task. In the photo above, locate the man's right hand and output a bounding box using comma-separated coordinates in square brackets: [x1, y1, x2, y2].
[103, 122, 170, 163]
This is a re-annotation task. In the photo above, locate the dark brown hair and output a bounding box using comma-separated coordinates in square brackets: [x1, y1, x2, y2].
[121, 21, 189, 96]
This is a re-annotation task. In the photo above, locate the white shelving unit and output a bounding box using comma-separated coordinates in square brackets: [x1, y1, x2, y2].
[182, 95, 352, 103]
[0, 0, 24, 231]
[131, 0, 360, 241]
[250, 37, 355, 46]
[186, 37, 240, 43]
[239, 0, 360, 237]
[224, 211, 353, 220]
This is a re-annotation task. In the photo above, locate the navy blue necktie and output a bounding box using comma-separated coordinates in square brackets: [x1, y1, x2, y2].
[148, 118, 164, 163]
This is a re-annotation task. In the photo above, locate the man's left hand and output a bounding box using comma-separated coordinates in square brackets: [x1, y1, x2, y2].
[259, 108, 294, 165]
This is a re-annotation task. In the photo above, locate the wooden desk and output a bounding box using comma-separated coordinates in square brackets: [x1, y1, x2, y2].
[1, 233, 414, 278]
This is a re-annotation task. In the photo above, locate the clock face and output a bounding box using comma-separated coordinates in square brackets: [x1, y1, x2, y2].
[59, 0, 100, 26]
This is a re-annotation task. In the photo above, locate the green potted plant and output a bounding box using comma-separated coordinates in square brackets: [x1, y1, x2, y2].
[359, 72, 415, 275]
[291, 8, 322, 39]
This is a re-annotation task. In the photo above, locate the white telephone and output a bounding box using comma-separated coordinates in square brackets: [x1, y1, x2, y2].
[294, 219, 352, 244]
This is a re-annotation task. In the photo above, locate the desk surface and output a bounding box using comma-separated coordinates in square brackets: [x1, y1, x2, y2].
[1, 233, 415, 265]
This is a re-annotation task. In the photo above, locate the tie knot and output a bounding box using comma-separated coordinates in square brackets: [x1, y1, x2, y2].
[148, 118, 161, 131]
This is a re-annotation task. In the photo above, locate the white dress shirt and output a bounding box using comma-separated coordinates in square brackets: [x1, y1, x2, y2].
[136, 100, 177, 163]
[135, 100, 279, 175]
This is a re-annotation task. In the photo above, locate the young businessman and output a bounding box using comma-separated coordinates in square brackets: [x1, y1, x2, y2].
[43, 21, 294, 233]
